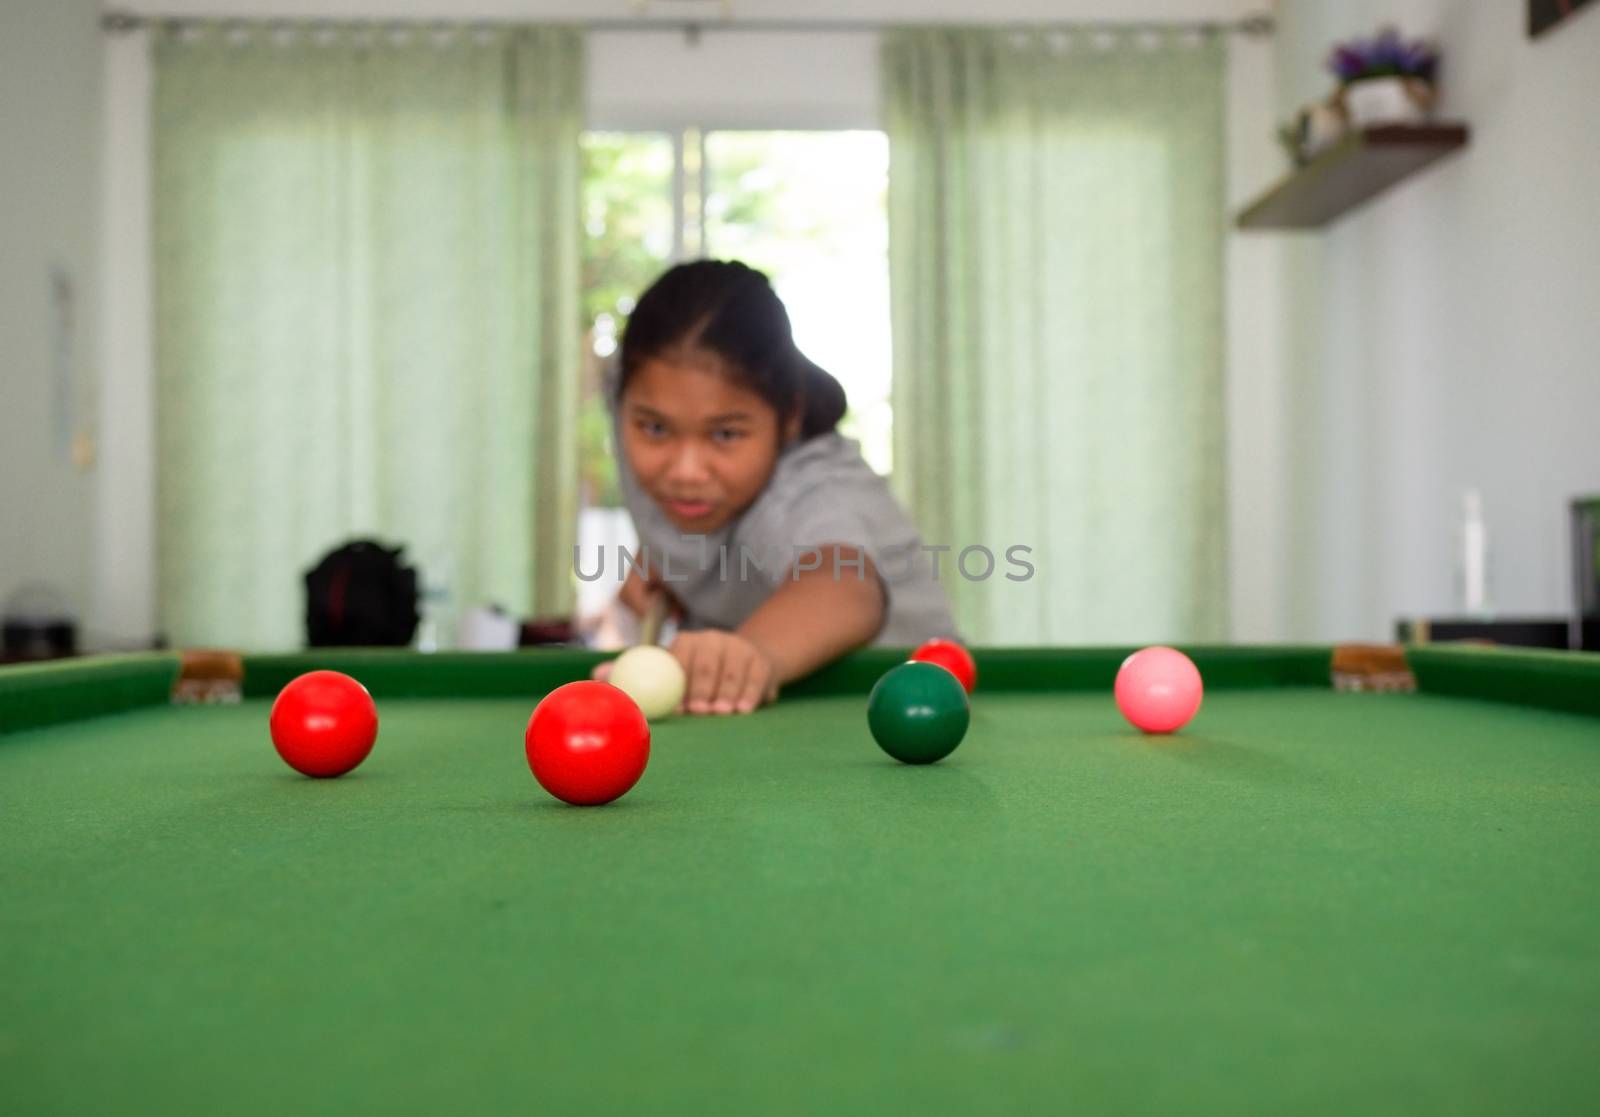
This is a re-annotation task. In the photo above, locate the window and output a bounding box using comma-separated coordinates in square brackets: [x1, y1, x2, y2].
[579, 127, 893, 503]
[703, 131, 892, 476]
[576, 128, 892, 619]
[578, 131, 675, 511]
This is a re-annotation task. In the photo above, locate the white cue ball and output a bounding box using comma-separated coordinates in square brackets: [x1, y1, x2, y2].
[609, 645, 686, 720]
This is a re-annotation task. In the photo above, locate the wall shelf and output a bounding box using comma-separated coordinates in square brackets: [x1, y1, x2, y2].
[1236, 124, 1470, 230]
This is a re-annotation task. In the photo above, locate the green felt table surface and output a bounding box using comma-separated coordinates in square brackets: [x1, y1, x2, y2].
[3, 662, 1600, 1115]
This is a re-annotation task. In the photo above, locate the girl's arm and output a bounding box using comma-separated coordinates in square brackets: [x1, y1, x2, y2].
[672, 544, 884, 714]
[740, 545, 885, 684]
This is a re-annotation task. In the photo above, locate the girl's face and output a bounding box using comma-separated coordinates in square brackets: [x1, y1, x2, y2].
[620, 349, 797, 534]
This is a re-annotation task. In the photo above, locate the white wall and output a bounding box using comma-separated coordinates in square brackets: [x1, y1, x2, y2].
[1255, 0, 1600, 641]
[0, 0, 102, 632]
[95, 29, 158, 648]
[588, 30, 880, 131]
[1223, 28, 1288, 644]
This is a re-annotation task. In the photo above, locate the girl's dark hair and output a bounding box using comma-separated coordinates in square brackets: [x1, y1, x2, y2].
[617, 260, 848, 440]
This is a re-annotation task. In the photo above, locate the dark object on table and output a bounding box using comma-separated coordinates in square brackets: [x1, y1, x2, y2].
[1529, 0, 1596, 37]
[519, 617, 578, 647]
[304, 540, 420, 647]
[1, 583, 78, 663]
[1397, 615, 1600, 652]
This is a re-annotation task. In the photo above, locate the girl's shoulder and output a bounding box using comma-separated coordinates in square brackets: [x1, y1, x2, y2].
[772, 431, 884, 493]
[736, 432, 901, 546]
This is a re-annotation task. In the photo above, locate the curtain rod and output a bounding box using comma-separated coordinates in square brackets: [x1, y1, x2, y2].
[101, 10, 1275, 38]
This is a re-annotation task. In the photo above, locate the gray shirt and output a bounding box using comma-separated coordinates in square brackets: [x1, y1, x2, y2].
[617, 429, 959, 646]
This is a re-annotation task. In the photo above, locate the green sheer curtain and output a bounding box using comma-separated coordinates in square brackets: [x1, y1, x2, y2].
[153, 24, 582, 650]
[883, 29, 1227, 645]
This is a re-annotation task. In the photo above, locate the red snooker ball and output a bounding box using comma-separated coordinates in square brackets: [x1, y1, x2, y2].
[1114, 646, 1204, 734]
[525, 681, 650, 806]
[910, 638, 978, 693]
[269, 670, 379, 778]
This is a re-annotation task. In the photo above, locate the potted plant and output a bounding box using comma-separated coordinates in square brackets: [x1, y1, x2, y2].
[1279, 98, 1350, 165]
[1328, 26, 1439, 125]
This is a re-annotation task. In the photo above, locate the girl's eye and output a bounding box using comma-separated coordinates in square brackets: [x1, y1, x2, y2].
[711, 428, 746, 444]
[637, 419, 668, 439]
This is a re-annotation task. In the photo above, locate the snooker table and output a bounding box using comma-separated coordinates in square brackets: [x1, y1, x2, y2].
[2, 644, 1599, 1116]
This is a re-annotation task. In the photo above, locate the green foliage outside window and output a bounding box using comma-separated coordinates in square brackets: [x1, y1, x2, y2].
[578, 133, 673, 508]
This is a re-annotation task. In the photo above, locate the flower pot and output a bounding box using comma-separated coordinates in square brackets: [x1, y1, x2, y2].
[1340, 75, 1435, 126]
[1302, 100, 1349, 159]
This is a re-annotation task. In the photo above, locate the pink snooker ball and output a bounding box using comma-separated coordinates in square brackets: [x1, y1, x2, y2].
[1114, 646, 1204, 734]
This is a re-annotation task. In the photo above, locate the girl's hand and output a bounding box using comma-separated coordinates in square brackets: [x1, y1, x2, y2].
[672, 630, 779, 715]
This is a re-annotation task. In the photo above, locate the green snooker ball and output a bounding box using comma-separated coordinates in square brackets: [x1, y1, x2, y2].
[867, 661, 971, 764]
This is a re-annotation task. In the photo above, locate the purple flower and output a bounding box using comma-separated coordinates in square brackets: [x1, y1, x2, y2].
[1326, 25, 1437, 83]
[1372, 27, 1405, 68]
[1330, 45, 1367, 81]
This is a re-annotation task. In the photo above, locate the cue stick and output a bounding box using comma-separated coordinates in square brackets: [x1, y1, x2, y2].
[639, 590, 671, 648]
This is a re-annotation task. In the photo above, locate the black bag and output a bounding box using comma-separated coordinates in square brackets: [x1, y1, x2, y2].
[304, 540, 420, 647]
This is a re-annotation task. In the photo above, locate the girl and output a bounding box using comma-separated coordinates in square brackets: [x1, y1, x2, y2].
[597, 260, 957, 715]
